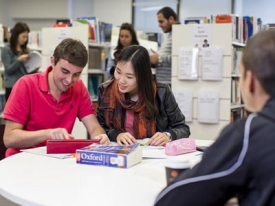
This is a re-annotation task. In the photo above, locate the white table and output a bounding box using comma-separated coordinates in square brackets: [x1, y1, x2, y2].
[0, 140, 213, 206]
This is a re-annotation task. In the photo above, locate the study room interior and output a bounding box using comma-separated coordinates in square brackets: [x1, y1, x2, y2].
[0, 0, 274, 205]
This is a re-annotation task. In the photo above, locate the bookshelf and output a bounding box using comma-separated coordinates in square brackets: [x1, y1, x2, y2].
[172, 23, 244, 140]
[0, 43, 6, 114]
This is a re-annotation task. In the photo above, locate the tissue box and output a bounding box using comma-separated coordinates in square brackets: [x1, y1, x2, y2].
[76, 143, 142, 168]
[165, 138, 196, 156]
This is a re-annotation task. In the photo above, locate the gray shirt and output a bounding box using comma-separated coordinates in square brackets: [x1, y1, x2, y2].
[1, 45, 28, 88]
[156, 32, 172, 85]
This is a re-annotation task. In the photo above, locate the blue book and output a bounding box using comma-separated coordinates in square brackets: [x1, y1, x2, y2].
[76, 144, 142, 168]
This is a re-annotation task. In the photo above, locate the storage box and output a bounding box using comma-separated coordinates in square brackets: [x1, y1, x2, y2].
[76, 143, 142, 168]
[46, 139, 100, 154]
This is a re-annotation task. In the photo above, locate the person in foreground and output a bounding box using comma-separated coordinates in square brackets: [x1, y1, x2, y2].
[154, 30, 275, 206]
[3, 38, 109, 157]
[97, 45, 190, 146]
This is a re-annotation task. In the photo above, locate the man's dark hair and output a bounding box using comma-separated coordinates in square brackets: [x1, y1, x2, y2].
[157, 7, 177, 21]
[53, 38, 88, 68]
[242, 30, 275, 95]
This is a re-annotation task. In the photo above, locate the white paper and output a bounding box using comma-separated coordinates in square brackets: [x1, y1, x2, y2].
[198, 91, 219, 123]
[55, 28, 72, 45]
[173, 90, 193, 122]
[191, 24, 212, 49]
[24, 51, 42, 73]
[178, 47, 199, 80]
[21, 146, 73, 159]
[202, 47, 223, 80]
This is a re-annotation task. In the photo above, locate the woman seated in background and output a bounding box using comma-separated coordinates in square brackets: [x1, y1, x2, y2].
[109, 23, 139, 76]
[1, 22, 31, 101]
[97, 45, 190, 146]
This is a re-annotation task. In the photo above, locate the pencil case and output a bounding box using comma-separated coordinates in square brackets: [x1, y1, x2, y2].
[165, 138, 196, 156]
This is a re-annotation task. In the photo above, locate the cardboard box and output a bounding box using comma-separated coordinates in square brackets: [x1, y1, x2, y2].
[76, 143, 142, 168]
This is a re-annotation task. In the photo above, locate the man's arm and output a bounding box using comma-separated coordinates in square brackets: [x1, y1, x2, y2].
[81, 114, 109, 144]
[3, 120, 70, 148]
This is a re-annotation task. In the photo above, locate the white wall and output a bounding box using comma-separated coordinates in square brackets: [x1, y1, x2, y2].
[233, 0, 243, 15]
[3, 0, 69, 30]
[93, 0, 132, 27]
[243, 0, 273, 24]
[0, 0, 12, 26]
[70, 0, 95, 20]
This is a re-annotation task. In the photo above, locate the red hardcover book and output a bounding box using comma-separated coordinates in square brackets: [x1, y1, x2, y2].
[46, 139, 100, 154]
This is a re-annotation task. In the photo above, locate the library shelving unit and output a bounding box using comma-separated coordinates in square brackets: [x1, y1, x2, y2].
[87, 42, 111, 102]
[0, 43, 6, 114]
[172, 23, 245, 140]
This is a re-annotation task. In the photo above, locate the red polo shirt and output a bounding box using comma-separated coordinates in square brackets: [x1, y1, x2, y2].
[4, 66, 95, 157]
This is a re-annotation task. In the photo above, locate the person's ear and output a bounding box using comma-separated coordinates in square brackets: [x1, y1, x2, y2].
[247, 71, 255, 94]
[168, 16, 174, 23]
[50, 56, 55, 67]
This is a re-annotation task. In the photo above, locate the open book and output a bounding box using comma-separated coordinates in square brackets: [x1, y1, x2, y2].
[24, 50, 42, 73]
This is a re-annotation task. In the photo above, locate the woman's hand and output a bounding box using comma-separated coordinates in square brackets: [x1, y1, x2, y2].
[18, 54, 30, 62]
[117, 132, 137, 145]
[147, 132, 170, 146]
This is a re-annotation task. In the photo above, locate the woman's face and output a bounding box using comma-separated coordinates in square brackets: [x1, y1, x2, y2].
[114, 61, 138, 96]
[119, 29, 132, 48]
[18, 31, 29, 46]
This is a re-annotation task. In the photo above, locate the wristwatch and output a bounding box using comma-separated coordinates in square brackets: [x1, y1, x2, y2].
[164, 132, 172, 142]
[158, 55, 163, 64]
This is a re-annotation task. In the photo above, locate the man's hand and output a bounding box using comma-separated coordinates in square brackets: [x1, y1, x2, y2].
[93, 134, 110, 145]
[117, 132, 137, 145]
[147, 132, 169, 146]
[150, 49, 159, 65]
[48, 128, 74, 139]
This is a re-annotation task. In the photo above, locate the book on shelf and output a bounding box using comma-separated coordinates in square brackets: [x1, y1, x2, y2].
[231, 77, 241, 105]
[75, 16, 99, 43]
[74, 16, 113, 44]
[88, 74, 103, 100]
[231, 108, 244, 122]
[184, 17, 208, 24]
[76, 143, 142, 168]
[98, 21, 112, 43]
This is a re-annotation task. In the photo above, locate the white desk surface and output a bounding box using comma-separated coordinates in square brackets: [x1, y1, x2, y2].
[0, 140, 213, 206]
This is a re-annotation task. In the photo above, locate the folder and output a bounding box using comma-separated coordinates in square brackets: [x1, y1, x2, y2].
[46, 139, 100, 154]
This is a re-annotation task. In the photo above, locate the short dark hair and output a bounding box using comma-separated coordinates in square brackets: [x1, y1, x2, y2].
[117, 45, 158, 119]
[53, 38, 88, 68]
[10, 22, 30, 55]
[116, 23, 139, 51]
[242, 30, 275, 95]
[157, 7, 177, 21]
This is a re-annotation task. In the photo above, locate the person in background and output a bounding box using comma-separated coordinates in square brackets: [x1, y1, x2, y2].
[1, 22, 30, 101]
[154, 29, 275, 206]
[150, 7, 179, 85]
[3, 38, 109, 157]
[97, 45, 190, 146]
[202, 39, 210, 47]
[109, 23, 139, 76]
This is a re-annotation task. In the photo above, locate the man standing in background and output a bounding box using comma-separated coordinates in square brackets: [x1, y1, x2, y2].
[150, 7, 178, 86]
